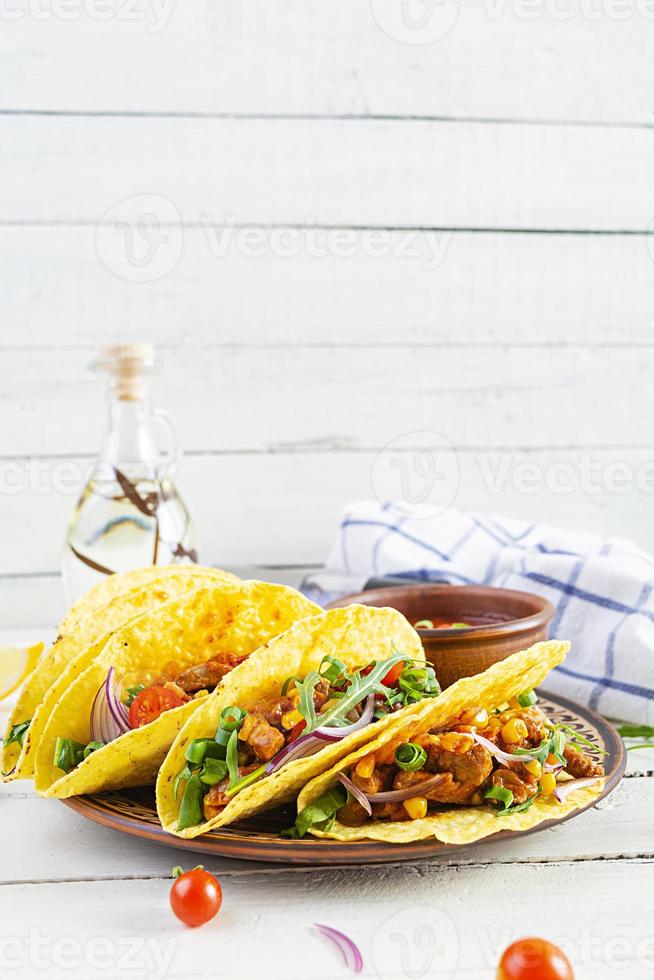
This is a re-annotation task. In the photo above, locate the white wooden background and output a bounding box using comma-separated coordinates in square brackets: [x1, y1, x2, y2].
[2, 0, 654, 632]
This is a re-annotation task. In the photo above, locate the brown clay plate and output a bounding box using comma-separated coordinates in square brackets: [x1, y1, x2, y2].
[61, 690, 625, 866]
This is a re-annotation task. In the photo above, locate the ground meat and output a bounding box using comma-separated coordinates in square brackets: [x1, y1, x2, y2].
[492, 767, 538, 803]
[238, 715, 285, 761]
[202, 766, 261, 821]
[564, 742, 604, 778]
[337, 765, 395, 825]
[420, 736, 494, 788]
[175, 652, 247, 694]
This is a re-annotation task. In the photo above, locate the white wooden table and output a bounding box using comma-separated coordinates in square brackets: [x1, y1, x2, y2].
[2, 572, 654, 980]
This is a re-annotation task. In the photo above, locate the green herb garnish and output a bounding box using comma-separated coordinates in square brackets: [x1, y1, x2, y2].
[177, 773, 204, 831]
[285, 786, 347, 839]
[82, 741, 105, 759]
[618, 724, 654, 740]
[226, 730, 240, 790]
[53, 737, 87, 774]
[3, 719, 31, 748]
[484, 785, 514, 812]
[124, 685, 145, 708]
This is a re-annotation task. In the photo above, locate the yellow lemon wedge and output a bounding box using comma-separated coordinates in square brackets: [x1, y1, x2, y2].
[0, 642, 44, 701]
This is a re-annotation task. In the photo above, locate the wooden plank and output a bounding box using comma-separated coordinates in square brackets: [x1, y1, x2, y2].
[1, 1, 653, 124]
[0, 861, 652, 978]
[3, 448, 654, 575]
[1, 346, 652, 457]
[1, 115, 653, 229]
[0, 776, 650, 884]
[2, 226, 654, 349]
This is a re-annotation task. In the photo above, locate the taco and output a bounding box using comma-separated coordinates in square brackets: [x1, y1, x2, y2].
[33, 580, 319, 798]
[292, 640, 606, 844]
[2, 565, 239, 780]
[157, 604, 437, 838]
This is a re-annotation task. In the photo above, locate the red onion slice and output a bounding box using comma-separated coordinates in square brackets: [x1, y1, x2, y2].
[313, 924, 363, 974]
[314, 694, 375, 740]
[264, 733, 325, 775]
[365, 772, 449, 804]
[264, 694, 377, 775]
[337, 773, 372, 816]
[469, 731, 541, 766]
[90, 668, 130, 744]
[554, 776, 601, 803]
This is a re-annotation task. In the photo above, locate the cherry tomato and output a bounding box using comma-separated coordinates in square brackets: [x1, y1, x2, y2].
[498, 938, 574, 980]
[129, 685, 185, 729]
[381, 661, 405, 687]
[170, 867, 222, 928]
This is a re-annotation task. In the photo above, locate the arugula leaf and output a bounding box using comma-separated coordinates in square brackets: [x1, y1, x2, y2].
[617, 724, 654, 740]
[285, 786, 347, 839]
[501, 793, 540, 816]
[3, 719, 31, 748]
[310, 655, 407, 732]
[295, 670, 320, 732]
[124, 685, 145, 708]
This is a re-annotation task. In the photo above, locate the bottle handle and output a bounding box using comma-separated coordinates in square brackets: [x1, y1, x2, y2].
[152, 409, 181, 477]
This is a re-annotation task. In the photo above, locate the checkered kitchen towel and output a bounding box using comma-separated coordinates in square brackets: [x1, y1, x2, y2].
[307, 501, 654, 724]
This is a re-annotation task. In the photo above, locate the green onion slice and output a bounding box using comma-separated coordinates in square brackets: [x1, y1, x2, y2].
[53, 737, 86, 774]
[394, 742, 427, 772]
[517, 690, 537, 708]
[219, 706, 246, 733]
[413, 620, 434, 629]
[226, 730, 240, 789]
[319, 656, 348, 686]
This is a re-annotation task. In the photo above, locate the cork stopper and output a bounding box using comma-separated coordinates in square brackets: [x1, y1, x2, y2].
[91, 343, 155, 401]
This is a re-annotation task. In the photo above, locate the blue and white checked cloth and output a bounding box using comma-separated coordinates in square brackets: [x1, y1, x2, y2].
[310, 501, 654, 724]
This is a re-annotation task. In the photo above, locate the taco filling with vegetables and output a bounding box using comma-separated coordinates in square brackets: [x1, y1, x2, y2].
[312, 696, 604, 830]
[52, 651, 251, 775]
[292, 640, 607, 845]
[175, 653, 440, 830]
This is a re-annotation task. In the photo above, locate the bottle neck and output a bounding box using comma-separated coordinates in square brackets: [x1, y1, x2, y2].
[102, 395, 160, 470]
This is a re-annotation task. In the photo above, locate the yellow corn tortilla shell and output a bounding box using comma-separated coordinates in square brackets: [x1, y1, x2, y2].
[297, 640, 605, 844]
[35, 581, 319, 797]
[307, 779, 605, 844]
[58, 565, 239, 637]
[2, 566, 238, 780]
[157, 604, 425, 838]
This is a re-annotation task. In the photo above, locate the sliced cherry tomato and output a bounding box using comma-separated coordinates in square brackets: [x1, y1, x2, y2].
[497, 938, 574, 980]
[170, 867, 222, 927]
[288, 719, 307, 742]
[129, 685, 185, 729]
[381, 661, 405, 687]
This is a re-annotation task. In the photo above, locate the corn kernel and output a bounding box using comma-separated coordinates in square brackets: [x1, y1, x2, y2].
[355, 755, 376, 779]
[440, 732, 475, 754]
[281, 709, 304, 730]
[509, 696, 522, 710]
[501, 718, 529, 744]
[460, 707, 489, 728]
[403, 797, 428, 820]
[524, 759, 543, 778]
[539, 772, 557, 796]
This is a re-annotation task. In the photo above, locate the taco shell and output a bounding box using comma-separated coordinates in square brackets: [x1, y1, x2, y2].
[157, 604, 426, 838]
[34, 580, 319, 797]
[296, 640, 605, 844]
[2, 566, 239, 780]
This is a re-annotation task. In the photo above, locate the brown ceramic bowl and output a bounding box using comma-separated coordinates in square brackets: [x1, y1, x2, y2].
[327, 584, 555, 688]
